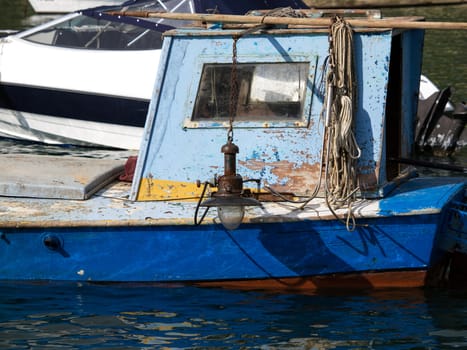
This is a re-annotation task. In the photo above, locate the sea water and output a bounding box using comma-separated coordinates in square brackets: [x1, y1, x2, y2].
[1, 282, 467, 349]
[1, 2, 467, 349]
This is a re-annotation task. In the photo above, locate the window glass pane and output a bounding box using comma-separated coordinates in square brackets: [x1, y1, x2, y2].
[22, 0, 195, 50]
[193, 62, 309, 122]
[23, 15, 163, 50]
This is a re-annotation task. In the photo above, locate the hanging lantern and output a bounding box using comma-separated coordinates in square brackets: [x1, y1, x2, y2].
[200, 139, 260, 230]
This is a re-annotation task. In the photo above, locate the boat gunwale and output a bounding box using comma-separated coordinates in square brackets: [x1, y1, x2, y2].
[0, 193, 448, 229]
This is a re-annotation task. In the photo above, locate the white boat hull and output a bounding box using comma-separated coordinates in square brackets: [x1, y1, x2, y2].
[0, 36, 159, 100]
[0, 35, 160, 149]
[0, 108, 143, 149]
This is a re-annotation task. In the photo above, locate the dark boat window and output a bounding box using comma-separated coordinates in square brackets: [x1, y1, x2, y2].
[23, 15, 163, 50]
[192, 62, 309, 122]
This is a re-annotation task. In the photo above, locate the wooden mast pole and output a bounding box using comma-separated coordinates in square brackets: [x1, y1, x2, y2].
[106, 11, 467, 30]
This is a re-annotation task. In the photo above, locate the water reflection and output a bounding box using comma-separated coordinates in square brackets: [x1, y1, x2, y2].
[1, 282, 467, 349]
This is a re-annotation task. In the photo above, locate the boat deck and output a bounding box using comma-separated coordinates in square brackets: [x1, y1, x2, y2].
[0, 155, 464, 228]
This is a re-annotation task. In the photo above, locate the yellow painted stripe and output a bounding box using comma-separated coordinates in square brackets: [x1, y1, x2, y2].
[136, 178, 204, 201]
[136, 178, 264, 202]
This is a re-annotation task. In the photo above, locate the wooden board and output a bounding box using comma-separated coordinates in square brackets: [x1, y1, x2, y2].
[0, 154, 124, 200]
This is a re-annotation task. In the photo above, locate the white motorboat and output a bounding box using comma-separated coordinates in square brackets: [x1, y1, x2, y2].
[0, 0, 308, 149]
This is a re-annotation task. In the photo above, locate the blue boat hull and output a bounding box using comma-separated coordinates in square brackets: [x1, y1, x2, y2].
[0, 213, 446, 288]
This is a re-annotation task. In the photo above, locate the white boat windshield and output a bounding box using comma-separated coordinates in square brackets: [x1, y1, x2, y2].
[22, 16, 164, 50]
[21, 0, 195, 50]
[18, 0, 308, 50]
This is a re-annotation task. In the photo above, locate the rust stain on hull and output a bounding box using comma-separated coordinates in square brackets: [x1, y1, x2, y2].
[194, 270, 428, 292]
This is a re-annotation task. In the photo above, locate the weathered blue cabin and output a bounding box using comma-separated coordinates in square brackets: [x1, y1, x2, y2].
[133, 19, 421, 200]
[0, 12, 466, 290]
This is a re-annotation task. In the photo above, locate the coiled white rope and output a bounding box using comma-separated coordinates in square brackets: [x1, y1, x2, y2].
[325, 16, 361, 230]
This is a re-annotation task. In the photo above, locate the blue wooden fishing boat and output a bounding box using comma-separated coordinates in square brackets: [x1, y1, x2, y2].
[1, 10, 466, 290]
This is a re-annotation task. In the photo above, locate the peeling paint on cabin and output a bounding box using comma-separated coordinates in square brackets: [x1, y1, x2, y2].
[240, 158, 321, 195]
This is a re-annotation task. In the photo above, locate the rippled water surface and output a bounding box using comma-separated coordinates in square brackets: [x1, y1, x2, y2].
[2, 283, 467, 349]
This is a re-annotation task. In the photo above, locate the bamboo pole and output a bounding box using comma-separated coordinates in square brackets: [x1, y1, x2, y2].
[302, 0, 467, 9]
[106, 11, 467, 30]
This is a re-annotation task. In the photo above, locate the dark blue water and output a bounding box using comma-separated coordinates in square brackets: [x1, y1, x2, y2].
[1, 282, 467, 349]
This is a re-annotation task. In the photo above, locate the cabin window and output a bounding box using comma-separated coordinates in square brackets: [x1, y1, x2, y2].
[22, 15, 163, 50]
[192, 62, 309, 122]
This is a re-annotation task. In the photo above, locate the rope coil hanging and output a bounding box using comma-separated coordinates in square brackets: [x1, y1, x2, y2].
[324, 16, 361, 227]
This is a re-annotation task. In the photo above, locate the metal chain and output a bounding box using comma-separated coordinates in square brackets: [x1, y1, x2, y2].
[226, 8, 307, 142]
[228, 35, 239, 142]
[328, 16, 336, 85]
